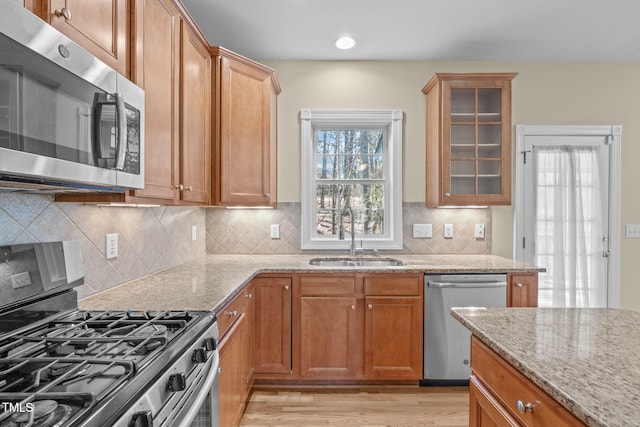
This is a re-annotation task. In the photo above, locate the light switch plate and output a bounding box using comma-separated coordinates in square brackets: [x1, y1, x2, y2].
[413, 224, 432, 238]
[270, 224, 280, 239]
[106, 233, 118, 259]
[625, 224, 640, 238]
[444, 224, 454, 238]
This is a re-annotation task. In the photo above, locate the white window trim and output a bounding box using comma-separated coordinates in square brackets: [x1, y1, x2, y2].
[514, 124, 621, 308]
[300, 109, 403, 251]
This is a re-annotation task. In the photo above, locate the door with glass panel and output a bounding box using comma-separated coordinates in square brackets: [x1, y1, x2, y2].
[515, 125, 620, 308]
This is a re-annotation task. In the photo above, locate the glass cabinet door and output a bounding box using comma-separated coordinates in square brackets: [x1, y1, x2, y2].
[439, 76, 514, 205]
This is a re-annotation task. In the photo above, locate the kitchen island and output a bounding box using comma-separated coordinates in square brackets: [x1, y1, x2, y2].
[79, 253, 540, 312]
[452, 307, 640, 427]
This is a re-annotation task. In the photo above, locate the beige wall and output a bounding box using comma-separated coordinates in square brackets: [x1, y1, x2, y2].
[264, 60, 640, 311]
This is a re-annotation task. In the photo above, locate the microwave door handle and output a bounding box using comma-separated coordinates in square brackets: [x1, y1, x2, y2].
[114, 92, 127, 170]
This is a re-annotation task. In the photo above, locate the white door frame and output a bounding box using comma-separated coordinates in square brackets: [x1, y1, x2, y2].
[514, 124, 621, 308]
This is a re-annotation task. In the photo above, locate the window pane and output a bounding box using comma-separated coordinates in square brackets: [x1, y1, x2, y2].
[315, 129, 384, 180]
[315, 184, 385, 236]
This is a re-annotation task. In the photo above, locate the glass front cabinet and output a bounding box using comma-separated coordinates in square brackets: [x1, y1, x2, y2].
[423, 73, 517, 207]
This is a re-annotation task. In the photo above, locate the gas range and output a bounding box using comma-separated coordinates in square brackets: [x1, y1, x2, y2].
[0, 242, 219, 427]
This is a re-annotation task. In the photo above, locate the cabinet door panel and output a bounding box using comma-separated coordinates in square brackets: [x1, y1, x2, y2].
[132, 0, 180, 201]
[49, 0, 128, 75]
[300, 297, 357, 378]
[508, 273, 538, 307]
[180, 24, 211, 204]
[254, 277, 292, 374]
[364, 296, 422, 379]
[469, 376, 520, 427]
[218, 57, 274, 206]
[218, 315, 246, 427]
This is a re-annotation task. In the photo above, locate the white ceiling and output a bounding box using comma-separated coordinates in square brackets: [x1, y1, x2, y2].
[180, 0, 640, 61]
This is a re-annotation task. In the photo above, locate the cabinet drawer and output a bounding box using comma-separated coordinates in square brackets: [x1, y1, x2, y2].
[300, 276, 355, 296]
[217, 292, 246, 339]
[472, 338, 584, 427]
[364, 275, 421, 296]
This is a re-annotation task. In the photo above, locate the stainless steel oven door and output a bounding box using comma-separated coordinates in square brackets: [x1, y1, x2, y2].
[174, 353, 219, 427]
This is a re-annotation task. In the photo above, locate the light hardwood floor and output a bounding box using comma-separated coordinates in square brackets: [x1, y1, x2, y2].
[240, 386, 469, 427]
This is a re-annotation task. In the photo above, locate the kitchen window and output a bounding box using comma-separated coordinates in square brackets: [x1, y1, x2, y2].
[300, 109, 403, 250]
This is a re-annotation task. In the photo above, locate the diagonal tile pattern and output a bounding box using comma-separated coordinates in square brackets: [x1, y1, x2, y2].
[0, 194, 205, 299]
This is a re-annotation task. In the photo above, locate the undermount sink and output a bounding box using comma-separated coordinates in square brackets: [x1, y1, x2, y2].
[309, 257, 404, 267]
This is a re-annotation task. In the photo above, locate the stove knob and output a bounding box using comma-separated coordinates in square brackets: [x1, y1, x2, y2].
[193, 347, 207, 363]
[129, 410, 153, 427]
[168, 373, 186, 392]
[204, 337, 217, 351]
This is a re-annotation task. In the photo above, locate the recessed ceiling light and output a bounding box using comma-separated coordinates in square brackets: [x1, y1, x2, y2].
[335, 36, 356, 50]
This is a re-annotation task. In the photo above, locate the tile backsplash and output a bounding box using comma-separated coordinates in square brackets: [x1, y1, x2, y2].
[205, 202, 491, 254]
[0, 195, 489, 300]
[0, 194, 205, 298]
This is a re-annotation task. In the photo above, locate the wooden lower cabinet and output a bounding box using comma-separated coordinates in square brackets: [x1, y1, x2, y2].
[470, 337, 585, 427]
[297, 274, 423, 381]
[300, 296, 358, 378]
[253, 277, 292, 375]
[507, 273, 538, 307]
[364, 296, 422, 379]
[218, 313, 246, 427]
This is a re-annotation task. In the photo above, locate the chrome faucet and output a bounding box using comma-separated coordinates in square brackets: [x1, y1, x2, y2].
[338, 206, 356, 256]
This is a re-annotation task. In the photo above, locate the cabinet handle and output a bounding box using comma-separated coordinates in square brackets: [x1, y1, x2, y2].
[367, 304, 373, 310]
[54, 8, 72, 20]
[515, 283, 523, 288]
[516, 400, 535, 414]
[284, 285, 289, 291]
[224, 310, 238, 317]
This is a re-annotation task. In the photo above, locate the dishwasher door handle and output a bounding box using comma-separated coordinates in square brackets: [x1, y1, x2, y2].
[427, 281, 507, 288]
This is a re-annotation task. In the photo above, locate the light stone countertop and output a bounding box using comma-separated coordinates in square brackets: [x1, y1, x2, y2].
[451, 307, 640, 427]
[79, 253, 541, 313]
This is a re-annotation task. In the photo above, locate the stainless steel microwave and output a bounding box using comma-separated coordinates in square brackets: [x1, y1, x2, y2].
[0, 1, 144, 192]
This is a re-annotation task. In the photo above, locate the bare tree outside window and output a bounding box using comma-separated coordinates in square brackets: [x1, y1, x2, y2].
[314, 129, 385, 237]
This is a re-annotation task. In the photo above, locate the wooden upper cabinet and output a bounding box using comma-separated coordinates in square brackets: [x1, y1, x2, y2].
[179, 23, 211, 204]
[43, 0, 129, 76]
[423, 73, 517, 207]
[212, 47, 280, 207]
[131, 0, 181, 202]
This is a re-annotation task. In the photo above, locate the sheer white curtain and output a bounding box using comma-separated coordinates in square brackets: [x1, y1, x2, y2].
[534, 146, 607, 307]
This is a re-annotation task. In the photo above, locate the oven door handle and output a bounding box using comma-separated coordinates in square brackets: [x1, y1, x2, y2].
[177, 351, 219, 427]
[114, 92, 127, 171]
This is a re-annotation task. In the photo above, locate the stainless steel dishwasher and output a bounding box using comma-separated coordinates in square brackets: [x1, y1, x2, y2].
[421, 273, 507, 385]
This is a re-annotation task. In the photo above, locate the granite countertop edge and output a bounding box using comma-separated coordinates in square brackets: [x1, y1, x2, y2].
[79, 253, 543, 314]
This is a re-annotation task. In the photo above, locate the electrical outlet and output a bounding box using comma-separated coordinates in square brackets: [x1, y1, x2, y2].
[475, 224, 485, 239]
[191, 225, 197, 241]
[625, 224, 640, 238]
[106, 233, 118, 259]
[270, 224, 280, 239]
[444, 224, 454, 238]
[11, 272, 32, 289]
[413, 224, 432, 238]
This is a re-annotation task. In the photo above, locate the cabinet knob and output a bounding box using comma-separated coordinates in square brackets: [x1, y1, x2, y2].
[367, 304, 373, 310]
[246, 292, 253, 299]
[54, 8, 72, 20]
[185, 185, 193, 191]
[515, 283, 523, 288]
[284, 285, 289, 290]
[516, 400, 535, 414]
[350, 305, 355, 310]
[175, 184, 185, 191]
[444, 192, 451, 197]
[225, 310, 238, 317]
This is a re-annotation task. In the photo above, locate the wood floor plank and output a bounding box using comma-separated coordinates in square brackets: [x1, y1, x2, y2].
[240, 386, 469, 426]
